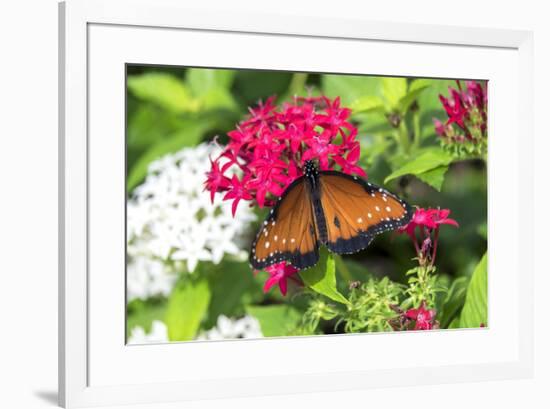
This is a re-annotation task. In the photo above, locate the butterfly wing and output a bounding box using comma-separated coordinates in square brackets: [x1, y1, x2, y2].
[250, 177, 320, 270]
[318, 171, 412, 254]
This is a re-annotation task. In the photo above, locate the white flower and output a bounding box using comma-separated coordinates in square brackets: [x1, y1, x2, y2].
[127, 320, 169, 344]
[127, 143, 256, 301]
[197, 315, 263, 340]
[126, 242, 177, 300]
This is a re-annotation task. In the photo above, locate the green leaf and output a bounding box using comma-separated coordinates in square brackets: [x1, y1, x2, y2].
[127, 73, 198, 113]
[398, 80, 431, 112]
[448, 317, 461, 329]
[384, 148, 454, 185]
[127, 121, 207, 192]
[165, 278, 211, 341]
[186, 69, 238, 111]
[299, 249, 350, 305]
[246, 305, 301, 337]
[186, 68, 235, 96]
[322, 75, 382, 105]
[381, 77, 408, 108]
[415, 165, 449, 191]
[204, 261, 264, 328]
[127, 105, 171, 149]
[460, 253, 488, 328]
[200, 88, 238, 111]
[350, 95, 385, 114]
[438, 276, 469, 328]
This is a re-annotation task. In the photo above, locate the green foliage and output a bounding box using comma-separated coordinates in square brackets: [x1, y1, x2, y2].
[381, 77, 408, 109]
[415, 166, 449, 191]
[300, 298, 340, 335]
[127, 120, 208, 191]
[128, 72, 198, 113]
[165, 278, 211, 341]
[399, 79, 430, 113]
[403, 265, 442, 310]
[460, 253, 488, 327]
[437, 276, 469, 328]
[322, 75, 382, 105]
[187, 68, 235, 96]
[300, 277, 405, 334]
[204, 261, 264, 328]
[246, 305, 302, 337]
[126, 298, 167, 336]
[384, 148, 454, 191]
[126, 68, 240, 191]
[299, 249, 350, 305]
[350, 95, 385, 114]
[341, 277, 404, 333]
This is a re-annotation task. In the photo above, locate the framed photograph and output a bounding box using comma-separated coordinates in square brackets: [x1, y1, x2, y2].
[59, 0, 534, 407]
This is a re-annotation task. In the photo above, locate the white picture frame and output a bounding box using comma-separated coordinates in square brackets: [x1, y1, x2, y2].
[59, 0, 534, 407]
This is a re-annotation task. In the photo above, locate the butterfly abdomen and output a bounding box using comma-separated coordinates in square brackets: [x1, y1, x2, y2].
[304, 161, 328, 244]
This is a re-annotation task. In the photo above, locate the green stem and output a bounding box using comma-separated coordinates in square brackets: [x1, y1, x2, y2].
[412, 110, 421, 150]
[397, 120, 410, 154]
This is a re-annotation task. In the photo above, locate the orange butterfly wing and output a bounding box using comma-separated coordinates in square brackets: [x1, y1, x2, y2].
[250, 177, 320, 270]
[318, 172, 412, 254]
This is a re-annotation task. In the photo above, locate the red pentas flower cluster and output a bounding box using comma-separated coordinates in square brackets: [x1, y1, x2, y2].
[204, 95, 366, 296]
[260, 262, 300, 296]
[398, 207, 459, 267]
[204, 95, 365, 216]
[405, 301, 438, 330]
[433, 80, 488, 157]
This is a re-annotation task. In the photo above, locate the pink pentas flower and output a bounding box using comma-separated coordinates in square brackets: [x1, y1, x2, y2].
[434, 80, 488, 156]
[398, 207, 459, 266]
[430, 208, 459, 228]
[302, 129, 341, 170]
[405, 302, 436, 330]
[262, 262, 299, 296]
[222, 175, 253, 217]
[204, 157, 232, 203]
[398, 208, 436, 239]
[332, 143, 367, 177]
[440, 87, 468, 128]
[205, 95, 367, 214]
[398, 207, 459, 238]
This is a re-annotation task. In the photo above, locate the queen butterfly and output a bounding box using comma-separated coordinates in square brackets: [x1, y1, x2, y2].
[250, 160, 412, 270]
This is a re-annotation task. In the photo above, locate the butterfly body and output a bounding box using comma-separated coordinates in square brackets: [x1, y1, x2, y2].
[250, 161, 412, 271]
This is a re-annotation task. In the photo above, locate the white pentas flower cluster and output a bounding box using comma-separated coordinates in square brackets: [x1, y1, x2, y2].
[127, 143, 256, 301]
[197, 315, 263, 340]
[127, 320, 169, 344]
[127, 315, 263, 344]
